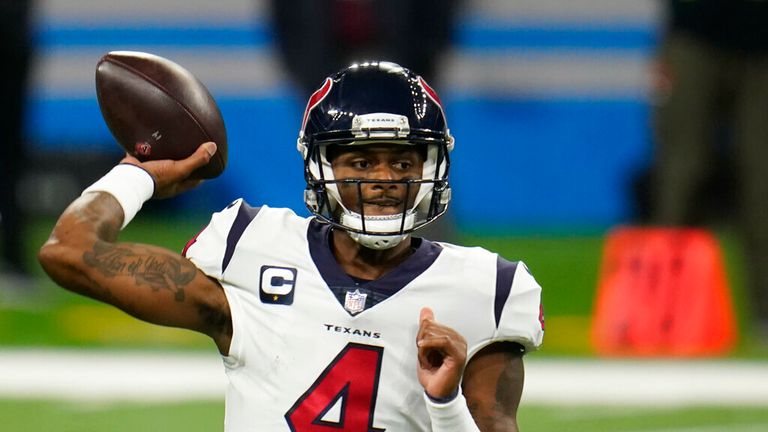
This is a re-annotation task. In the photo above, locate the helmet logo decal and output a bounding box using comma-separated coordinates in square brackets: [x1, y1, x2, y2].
[418, 76, 444, 109]
[418, 76, 454, 150]
[301, 78, 333, 133]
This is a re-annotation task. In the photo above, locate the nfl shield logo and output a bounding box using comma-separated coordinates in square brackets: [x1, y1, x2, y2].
[344, 289, 367, 315]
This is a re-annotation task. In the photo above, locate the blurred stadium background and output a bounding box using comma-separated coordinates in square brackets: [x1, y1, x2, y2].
[2, 0, 768, 430]
[25, 0, 656, 229]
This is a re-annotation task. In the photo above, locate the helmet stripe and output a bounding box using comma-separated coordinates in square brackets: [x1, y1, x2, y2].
[300, 78, 333, 133]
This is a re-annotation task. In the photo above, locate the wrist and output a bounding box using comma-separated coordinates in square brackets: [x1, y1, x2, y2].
[423, 390, 480, 431]
[81, 163, 155, 229]
[425, 387, 460, 404]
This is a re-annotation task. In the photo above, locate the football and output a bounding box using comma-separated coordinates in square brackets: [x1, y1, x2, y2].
[95, 51, 227, 179]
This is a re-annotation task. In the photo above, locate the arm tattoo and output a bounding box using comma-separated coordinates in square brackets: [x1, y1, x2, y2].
[83, 241, 196, 301]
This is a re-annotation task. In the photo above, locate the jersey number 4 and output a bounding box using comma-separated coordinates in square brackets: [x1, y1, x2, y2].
[285, 343, 385, 431]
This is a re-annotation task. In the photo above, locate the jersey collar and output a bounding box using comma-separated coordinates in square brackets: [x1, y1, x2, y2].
[307, 219, 442, 313]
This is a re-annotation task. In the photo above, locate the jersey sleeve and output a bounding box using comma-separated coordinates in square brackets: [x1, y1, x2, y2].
[183, 199, 266, 369]
[493, 259, 545, 352]
[183, 198, 251, 279]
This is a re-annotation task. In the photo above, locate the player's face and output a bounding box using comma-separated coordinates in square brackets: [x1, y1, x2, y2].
[330, 144, 424, 216]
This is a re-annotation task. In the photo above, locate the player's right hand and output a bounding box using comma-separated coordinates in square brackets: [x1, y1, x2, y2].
[122, 141, 217, 199]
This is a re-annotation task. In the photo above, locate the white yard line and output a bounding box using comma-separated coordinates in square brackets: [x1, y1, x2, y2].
[0, 350, 225, 401]
[1, 349, 767, 405]
[524, 358, 768, 406]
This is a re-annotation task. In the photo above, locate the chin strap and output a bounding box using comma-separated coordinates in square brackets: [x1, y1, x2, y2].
[340, 211, 415, 250]
[348, 231, 408, 250]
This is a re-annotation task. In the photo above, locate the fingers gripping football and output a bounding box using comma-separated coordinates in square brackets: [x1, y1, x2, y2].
[416, 307, 468, 399]
[122, 142, 217, 199]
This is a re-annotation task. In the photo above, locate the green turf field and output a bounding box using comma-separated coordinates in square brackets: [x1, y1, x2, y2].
[519, 405, 768, 431]
[2, 399, 767, 432]
[0, 399, 224, 432]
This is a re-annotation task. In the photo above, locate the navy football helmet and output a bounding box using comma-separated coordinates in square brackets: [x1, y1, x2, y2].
[297, 61, 454, 249]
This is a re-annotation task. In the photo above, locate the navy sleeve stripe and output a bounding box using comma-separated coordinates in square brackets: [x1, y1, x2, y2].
[494, 257, 519, 329]
[222, 202, 261, 272]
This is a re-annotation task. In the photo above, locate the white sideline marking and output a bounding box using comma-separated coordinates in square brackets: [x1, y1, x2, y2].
[1, 350, 768, 405]
[0, 350, 225, 401]
[524, 358, 768, 406]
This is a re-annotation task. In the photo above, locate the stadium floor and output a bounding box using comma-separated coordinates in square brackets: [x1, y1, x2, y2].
[2, 349, 767, 406]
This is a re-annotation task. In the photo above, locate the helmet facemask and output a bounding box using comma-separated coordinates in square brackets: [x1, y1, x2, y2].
[303, 137, 451, 250]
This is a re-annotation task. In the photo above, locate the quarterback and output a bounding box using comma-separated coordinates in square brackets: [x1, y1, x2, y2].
[39, 62, 544, 431]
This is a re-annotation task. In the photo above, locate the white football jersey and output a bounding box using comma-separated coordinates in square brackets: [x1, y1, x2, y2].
[184, 201, 544, 431]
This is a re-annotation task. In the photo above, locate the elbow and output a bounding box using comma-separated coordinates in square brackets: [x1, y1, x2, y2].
[38, 240, 65, 278]
[38, 239, 81, 289]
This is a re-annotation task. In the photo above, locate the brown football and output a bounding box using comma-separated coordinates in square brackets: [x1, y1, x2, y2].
[95, 51, 227, 179]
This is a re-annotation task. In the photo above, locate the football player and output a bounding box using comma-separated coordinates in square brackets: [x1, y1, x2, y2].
[39, 62, 544, 431]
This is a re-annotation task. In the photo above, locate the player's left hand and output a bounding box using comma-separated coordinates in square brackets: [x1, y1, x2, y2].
[416, 307, 468, 399]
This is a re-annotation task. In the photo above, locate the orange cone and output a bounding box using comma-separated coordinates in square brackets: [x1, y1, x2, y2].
[591, 227, 737, 357]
